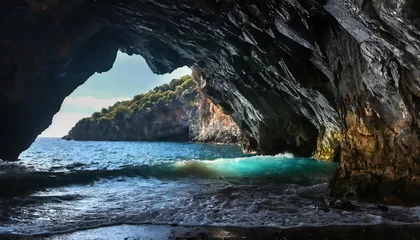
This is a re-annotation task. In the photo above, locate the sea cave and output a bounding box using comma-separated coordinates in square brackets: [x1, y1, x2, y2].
[1, 0, 420, 239]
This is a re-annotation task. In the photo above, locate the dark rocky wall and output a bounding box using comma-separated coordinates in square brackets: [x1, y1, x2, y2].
[1, 0, 420, 204]
[324, 0, 420, 204]
[0, 1, 120, 160]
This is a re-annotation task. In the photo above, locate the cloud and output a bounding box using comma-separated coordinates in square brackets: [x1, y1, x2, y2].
[40, 96, 132, 137]
[63, 96, 131, 111]
[39, 112, 91, 137]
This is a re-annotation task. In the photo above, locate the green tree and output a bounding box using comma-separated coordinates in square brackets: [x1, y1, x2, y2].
[180, 78, 197, 89]
[142, 101, 152, 109]
[92, 112, 102, 120]
[73, 75, 197, 127]
[114, 105, 131, 119]
[98, 117, 111, 125]
[150, 92, 163, 103]
[159, 83, 171, 92]
[134, 94, 145, 101]
[169, 78, 184, 90]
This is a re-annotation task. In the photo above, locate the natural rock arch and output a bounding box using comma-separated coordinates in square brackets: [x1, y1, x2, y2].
[1, 0, 420, 204]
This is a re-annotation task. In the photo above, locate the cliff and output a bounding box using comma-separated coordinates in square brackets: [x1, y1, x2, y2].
[1, 0, 420, 204]
[190, 96, 242, 145]
[63, 75, 242, 144]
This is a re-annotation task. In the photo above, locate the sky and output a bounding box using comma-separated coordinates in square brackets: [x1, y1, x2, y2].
[40, 51, 191, 137]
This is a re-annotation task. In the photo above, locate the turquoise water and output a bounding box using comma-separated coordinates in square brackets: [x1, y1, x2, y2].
[1, 138, 418, 235]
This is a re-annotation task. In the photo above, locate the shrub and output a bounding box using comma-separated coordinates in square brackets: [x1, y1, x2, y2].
[92, 112, 102, 120]
[79, 117, 92, 124]
[114, 105, 131, 119]
[167, 92, 176, 98]
[189, 100, 197, 107]
[73, 75, 196, 126]
[131, 106, 140, 112]
[142, 101, 151, 109]
[150, 92, 163, 103]
[133, 94, 145, 101]
[175, 85, 185, 95]
[157, 98, 165, 104]
[98, 117, 111, 125]
[159, 83, 171, 92]
[180, 78, 197, 89]
[169, 78, 184, 90]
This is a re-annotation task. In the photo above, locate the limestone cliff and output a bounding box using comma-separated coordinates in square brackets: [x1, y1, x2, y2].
[189, 94, 243, 145]
[63, 76, 242, 144]
[1, 0, 420, 204]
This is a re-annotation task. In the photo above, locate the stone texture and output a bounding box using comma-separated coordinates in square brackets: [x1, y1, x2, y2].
[189, 93, 243, 145]
[1, 0, 420, 204]
[323, 0, 420, 205]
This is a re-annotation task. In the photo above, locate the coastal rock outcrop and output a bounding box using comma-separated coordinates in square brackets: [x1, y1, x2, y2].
[1, 0, 420, 204]
[64, 76, 243, 144]
[189, 93, 243, 145]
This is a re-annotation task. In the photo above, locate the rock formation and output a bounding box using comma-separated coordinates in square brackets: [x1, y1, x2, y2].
[1, 0, 420, 204]
[63, 75, 242, 144]
[189, 93, 243, 145]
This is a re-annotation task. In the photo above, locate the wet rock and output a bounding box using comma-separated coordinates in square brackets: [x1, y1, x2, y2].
[377, 205, 389, 212]
[65, 162, 86, 170]
[328, 199, 358, 211]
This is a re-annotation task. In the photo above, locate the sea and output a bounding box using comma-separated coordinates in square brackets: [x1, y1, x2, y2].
[0, 138, 419, 235]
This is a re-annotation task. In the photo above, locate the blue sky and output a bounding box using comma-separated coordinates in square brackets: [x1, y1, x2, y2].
[40, 51, 191, 137]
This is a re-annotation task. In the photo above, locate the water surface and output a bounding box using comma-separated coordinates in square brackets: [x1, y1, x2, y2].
[0, 138, 418, 235]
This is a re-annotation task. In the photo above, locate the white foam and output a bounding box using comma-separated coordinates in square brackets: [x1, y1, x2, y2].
[275, 152, 295, 158]
[176, 153, 296, 166]
[7, 176, 420, 235]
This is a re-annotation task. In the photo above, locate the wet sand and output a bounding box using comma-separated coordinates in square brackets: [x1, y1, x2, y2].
[1, 224, 420, 240]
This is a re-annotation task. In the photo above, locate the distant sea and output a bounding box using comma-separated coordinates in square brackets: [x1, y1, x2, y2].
[0, 138, 418, 235]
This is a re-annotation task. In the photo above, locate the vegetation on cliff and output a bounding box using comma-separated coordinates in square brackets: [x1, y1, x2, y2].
[79, 75, 197, 126]
[63, 75, 242, 144]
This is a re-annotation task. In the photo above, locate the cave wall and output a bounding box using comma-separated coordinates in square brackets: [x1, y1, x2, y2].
[0, 1, 121, 160]
[324, 0, 420, 204]
[1, 0, 420, 203]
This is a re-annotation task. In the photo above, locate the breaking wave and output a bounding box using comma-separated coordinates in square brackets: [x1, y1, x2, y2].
[0, 155, 337, 196]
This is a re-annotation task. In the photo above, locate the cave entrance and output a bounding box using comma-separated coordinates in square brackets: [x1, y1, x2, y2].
[39, 51, 191, 139]
[3, 20, 340, 236]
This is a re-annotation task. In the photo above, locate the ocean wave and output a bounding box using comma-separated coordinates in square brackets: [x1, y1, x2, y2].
[274, 152, 294, 158]
[0, 156, 337, 197]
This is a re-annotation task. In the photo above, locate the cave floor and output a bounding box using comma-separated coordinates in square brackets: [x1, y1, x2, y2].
[2, 223, 420, 240]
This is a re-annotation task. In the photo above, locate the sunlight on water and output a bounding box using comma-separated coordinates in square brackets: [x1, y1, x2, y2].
[174, 155, 337, 183]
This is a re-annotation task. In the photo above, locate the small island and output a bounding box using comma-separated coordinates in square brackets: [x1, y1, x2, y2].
[63, 75, 243, 145]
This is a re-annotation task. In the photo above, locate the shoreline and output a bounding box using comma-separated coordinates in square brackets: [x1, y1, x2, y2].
[3, 223, 420, 240]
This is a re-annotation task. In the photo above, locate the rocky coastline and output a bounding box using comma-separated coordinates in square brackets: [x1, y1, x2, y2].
[62, 75, 243, 145]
